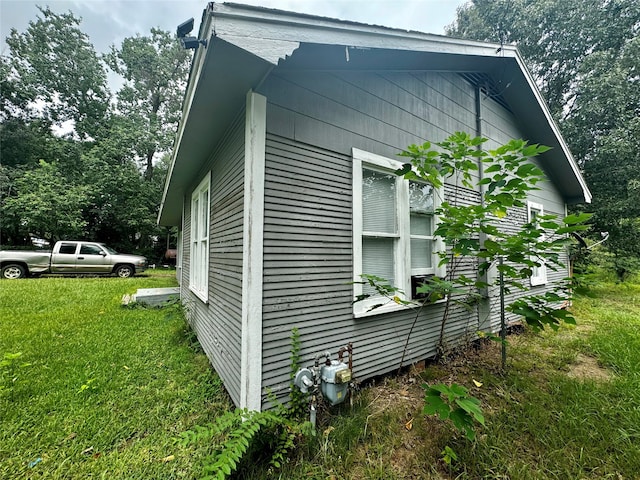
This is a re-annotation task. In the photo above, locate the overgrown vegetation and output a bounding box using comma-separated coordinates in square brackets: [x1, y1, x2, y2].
[272, 278, 640, 479]
[357, 133, 589, 361]
[356, 132, 589, 449]
[179, 408, 312, 479]
[397, 132, 588, 338]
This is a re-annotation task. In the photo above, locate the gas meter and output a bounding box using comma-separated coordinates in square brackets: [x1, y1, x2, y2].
[293, 343, 353, 406]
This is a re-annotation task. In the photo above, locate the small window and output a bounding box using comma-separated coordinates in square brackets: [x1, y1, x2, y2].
[190, 172, 211, 302]
[528, 201, 547, 286]
[58, 243, 77, 255]
[362, 168, 398, 297]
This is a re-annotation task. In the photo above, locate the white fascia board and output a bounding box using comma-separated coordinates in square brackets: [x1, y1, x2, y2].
[512, 51, 592, 204]
[211, 3, 506, 60]
[240, 90, 267, 411]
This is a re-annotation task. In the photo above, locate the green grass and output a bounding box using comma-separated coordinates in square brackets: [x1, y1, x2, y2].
[0, 271, 231, 479]
[2, 273, 640, 479]
[267, 280, 640, 479]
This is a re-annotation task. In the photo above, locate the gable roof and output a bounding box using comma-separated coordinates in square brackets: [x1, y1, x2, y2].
[159, 2, 591, 226]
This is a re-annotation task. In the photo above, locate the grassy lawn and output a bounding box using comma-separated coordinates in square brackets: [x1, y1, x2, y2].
[2, 272, 639, 479]
[266, 280, 640, 479]
[0, 270, 230, 479]
[449, 281, 640, 479]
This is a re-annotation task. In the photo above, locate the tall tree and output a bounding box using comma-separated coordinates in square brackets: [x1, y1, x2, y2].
[106, 28, 190, 180]
[3, 6, 111, 140]
[2, 160, 89, 244]
[1, 7, 188, 257]
[447, 0, 640, 276]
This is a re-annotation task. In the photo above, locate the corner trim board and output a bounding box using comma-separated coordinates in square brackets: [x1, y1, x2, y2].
[240, 90, 267, 411]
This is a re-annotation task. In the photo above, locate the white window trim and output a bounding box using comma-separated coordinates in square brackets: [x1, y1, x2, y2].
[189, 171, 211, 302]
[352, 148, 444, 318]
[527, 200, 547, 286]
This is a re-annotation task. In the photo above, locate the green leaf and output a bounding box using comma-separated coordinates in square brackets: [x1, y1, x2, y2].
[423, 394, 451, 420]
[394, 163, 412, 177]
[455, 399, 485, 425]
[449, 410, 475, 440]
[540, 221, 559, 229]
[563, 212, 592, 225]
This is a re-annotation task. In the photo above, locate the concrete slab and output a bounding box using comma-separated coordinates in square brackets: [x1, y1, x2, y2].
[132, 287, 180, 306]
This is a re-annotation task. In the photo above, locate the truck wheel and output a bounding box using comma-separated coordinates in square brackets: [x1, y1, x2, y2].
[2, 264, 27, 279]
[114, 264, 134, 278]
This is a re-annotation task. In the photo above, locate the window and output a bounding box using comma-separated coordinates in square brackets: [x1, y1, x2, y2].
[190, 172, 210, 301]
[58, 243, 77, 255]
[527, 201, 547, 286]
[79, 244, 104, 255]
[353, 149, 443, 316]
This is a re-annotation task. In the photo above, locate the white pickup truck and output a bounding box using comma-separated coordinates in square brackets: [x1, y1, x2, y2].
[0, 241, 147, 279]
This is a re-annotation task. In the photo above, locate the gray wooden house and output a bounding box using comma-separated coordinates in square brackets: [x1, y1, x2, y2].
[158, 2, 591, 410]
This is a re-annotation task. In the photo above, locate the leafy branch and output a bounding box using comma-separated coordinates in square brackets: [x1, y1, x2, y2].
[423, 382, 485, 440]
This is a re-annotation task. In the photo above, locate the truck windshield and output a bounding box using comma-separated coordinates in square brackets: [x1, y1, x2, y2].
[102, 245, 118, 255]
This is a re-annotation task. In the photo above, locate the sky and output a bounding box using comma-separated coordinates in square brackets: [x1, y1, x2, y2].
[1, 0, 469, 57]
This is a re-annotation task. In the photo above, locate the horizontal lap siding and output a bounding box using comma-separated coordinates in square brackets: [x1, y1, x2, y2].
[259, 69, 575, 407]
[262, 136, 353, 404]
[442, 185, 482, 344]
[482, 94, 522, 150]
[481, 96, 569, 331]
[181, 114, 245, 406]
[484, 207, 571, 331]
[260, 69, 569, 406]
[262, 71, 476, 162]
[260, 72, 483, 405]
[181, 206, 191, 300]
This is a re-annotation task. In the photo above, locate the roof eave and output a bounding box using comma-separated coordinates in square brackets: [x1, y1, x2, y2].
[159, 2, 591, 226]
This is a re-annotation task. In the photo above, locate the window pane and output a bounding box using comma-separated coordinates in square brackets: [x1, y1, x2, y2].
[410, 213, 432, 236]
[409, 181, 434, 214]
[200, 191, 208, 239]
[362, 237, 394, 295]
[59, 243, 76, 254]
[363, 169, 396, 233]
[530, 208, 540, 221]
[80, 244, 103, 255]
[192, 197, 199, 239]
[411, 238, 433, 269]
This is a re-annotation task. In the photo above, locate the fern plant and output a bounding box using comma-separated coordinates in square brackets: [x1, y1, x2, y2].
[178, 328, 313, 479]
[178, 408, 311, 479]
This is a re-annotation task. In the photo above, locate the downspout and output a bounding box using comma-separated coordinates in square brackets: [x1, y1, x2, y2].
[475, 86, 484, 188]
[475, 85, 491, 331]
